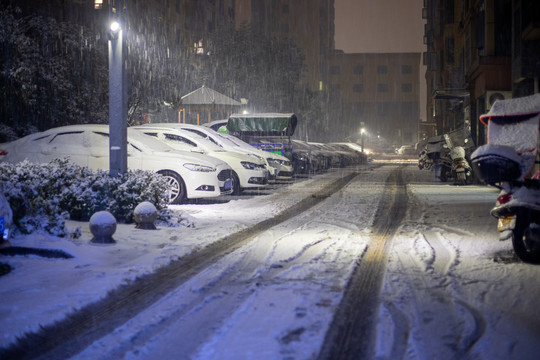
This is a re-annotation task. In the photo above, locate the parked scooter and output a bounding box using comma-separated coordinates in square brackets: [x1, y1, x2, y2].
[420, 132, 474, 183]
[471, 93, 540, 264]
[448, 145, 473, 185]
[418, 149, 432, 170]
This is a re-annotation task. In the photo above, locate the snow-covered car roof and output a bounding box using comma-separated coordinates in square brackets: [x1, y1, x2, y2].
[0, 124, 234, 201]
[133, 125, 227, 153]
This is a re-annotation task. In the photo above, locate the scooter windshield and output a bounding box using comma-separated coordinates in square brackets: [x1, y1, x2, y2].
[488, 114, 540, 178]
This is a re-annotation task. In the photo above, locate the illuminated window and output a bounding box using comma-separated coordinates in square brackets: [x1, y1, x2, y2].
[194, 40, 205, 54]
[94, 0, 103, 9]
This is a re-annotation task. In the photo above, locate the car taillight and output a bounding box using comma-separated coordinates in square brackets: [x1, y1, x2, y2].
[497, 193, 512, 205]
[0, 150, 7, 156]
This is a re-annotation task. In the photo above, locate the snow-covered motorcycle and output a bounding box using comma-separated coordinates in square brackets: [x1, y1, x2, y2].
[449, 145, 472, 185]
[418, 149, 432, 170]
[471, 93, 540, 264]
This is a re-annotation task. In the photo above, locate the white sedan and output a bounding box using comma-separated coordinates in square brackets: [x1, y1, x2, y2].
[0, 124, 233, 203]
[133, 125, 269, 195]
[149, 123, 294, 180]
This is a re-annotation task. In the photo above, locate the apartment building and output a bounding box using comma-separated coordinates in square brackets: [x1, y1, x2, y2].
[423, 0, 540, 146]
[329, 52, 421, 146]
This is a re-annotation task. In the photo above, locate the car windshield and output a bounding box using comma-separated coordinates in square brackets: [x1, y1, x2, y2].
[126, 129, 177, 153]
[158, 129, 227, 152]
[217, 133, 253, 149]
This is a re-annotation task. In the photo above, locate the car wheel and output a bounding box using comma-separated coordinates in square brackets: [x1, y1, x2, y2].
[232, 172, 242, 195]
[158, 170, 186, 204]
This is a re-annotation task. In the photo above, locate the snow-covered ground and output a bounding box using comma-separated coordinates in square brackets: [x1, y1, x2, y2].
[1, 163, 540, 360]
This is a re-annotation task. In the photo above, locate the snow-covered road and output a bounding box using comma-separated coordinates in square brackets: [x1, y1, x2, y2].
[378, 166, 540, 360]
[1, 163, 540, 360]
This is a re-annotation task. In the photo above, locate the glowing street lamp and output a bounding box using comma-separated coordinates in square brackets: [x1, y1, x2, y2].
[360, 122, 366, 153]
[109, 21, 121, 37]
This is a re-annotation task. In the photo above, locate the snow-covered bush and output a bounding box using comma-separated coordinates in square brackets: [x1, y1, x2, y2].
[67, 169, 170, 223]
[0, 124, 18, 143]
[0, 159, 171, 236]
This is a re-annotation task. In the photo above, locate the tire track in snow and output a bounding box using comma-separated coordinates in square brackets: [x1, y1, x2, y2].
[377, 181, 487, 360]
[0, 172, 359, 360]
[73, 174, 372, 360]
[421, 231, 487, 358]
[318, 166, 408, 360]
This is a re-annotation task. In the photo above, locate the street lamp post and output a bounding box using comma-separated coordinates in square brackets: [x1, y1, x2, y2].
[360, 121, 365, 153]
[108, 14, 128, 177]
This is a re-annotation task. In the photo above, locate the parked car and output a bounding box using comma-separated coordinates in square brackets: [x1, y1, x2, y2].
[133, 125, 269, 195]
[202, 119, 229, 132]
[308, 142, 343, 168]
[328, 143, 367, 165]
[145, 123, 294, 181]
[216, 132, 294, 180]
[0, 124, 233, 203]
[290, 139, 327, 174]
[331, 142, 368, 164]
[397, 145, 417, 156]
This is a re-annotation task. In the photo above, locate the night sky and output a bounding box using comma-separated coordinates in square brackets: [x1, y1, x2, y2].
[334, 0, 427, 122]
[334, 0, 425, 53]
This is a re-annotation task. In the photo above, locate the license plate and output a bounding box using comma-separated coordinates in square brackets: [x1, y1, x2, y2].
[224, 179, 232, 190]
[497, 216, 516, 232]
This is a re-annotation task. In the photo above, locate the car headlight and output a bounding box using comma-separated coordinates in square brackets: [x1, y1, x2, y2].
[183, 163, 216, 172]
[241, 161, 260, 170]
[267, 158, 280, 168]
[270, 158, 291, 167]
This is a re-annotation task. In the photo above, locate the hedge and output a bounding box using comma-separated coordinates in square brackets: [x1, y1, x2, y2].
[0, 159, 172, 236]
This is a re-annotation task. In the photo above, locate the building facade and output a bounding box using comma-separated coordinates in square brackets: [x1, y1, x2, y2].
[423, 0, 540, 146]
[329, 52, 421, 147]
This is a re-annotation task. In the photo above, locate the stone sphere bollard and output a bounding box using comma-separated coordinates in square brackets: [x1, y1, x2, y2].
[133, 201, 158, 230]
[89, 211, 117, 244]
